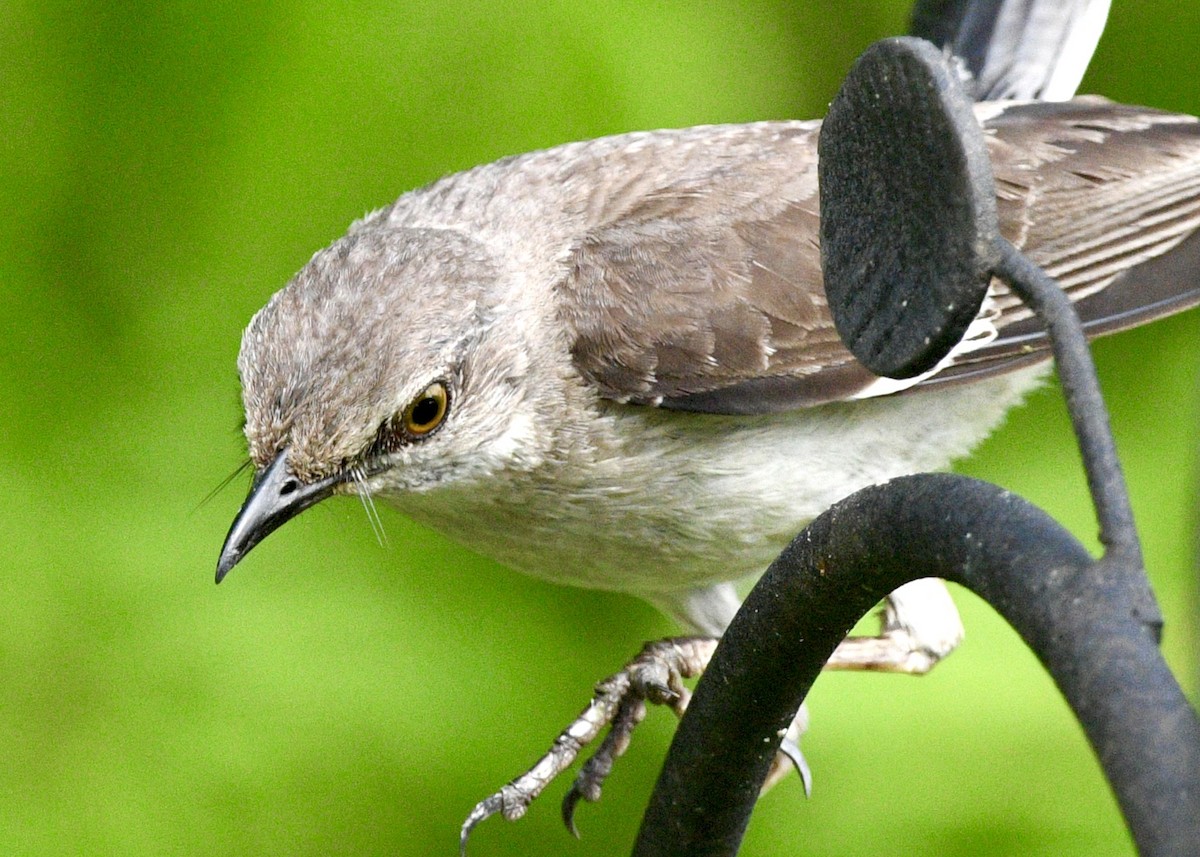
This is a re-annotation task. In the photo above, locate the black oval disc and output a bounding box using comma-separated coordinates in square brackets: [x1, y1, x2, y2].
[818, 36, 999, 379]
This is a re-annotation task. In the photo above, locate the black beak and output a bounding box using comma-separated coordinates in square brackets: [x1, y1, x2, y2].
[215, 451, 341, 583]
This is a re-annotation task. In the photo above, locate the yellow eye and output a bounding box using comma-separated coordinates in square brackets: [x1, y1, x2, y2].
[401, 381, 449, 437]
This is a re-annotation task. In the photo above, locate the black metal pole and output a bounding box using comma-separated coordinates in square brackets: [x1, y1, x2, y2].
[993, 240, 1144, 570]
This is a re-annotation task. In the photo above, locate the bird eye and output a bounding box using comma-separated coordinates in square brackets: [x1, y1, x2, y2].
[401, 381, 449, 437]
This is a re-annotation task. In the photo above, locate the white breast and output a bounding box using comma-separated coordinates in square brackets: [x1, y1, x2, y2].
[384, 365, 1046, 599]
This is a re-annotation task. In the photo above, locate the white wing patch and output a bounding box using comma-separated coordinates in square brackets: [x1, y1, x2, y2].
[850, 291, 1002, 400]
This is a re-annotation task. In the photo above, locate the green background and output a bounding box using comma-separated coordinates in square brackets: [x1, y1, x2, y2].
[3, 1, 1198, 855]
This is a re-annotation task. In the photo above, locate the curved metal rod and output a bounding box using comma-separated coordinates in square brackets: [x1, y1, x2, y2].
[993, 239, 1145, 573]
[631, 473, 1200, 857]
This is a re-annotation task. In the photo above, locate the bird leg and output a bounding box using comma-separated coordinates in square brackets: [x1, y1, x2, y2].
[824, 578, 965, 673]
[460, 580, 960, 851]
[459, 635, 816, 852]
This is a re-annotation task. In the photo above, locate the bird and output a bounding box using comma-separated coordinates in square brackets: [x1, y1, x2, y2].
[214, 91, 1200, 833]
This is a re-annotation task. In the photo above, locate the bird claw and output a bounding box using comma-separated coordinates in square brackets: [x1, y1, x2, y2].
[460, 636, 718, 853]
[778, 737, 813, 797]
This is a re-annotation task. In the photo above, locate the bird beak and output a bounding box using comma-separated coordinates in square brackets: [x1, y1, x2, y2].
[215, 450, 341, 583]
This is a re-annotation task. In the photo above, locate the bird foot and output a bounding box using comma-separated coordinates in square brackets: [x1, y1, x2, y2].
[459, 636, 717, 854]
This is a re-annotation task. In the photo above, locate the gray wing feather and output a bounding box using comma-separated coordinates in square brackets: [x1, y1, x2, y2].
[559, 100, 1200, 414]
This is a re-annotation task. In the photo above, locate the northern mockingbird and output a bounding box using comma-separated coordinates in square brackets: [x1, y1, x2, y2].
[216, 96, 1200, 825]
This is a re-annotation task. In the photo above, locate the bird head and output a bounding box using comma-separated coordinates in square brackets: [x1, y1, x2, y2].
[216, 221, 564, 581]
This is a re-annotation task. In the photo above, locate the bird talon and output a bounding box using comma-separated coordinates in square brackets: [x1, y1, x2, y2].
[641, 678, 678, 705]
[459, 792, 510, 857]
[561, 786, 585, 838]
[779, 737, 813, 797]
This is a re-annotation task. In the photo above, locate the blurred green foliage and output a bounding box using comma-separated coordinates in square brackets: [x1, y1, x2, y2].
[1, 1, 1197, 855]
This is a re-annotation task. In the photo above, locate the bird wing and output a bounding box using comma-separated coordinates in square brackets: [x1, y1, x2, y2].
[558, 99, 1200, 414]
